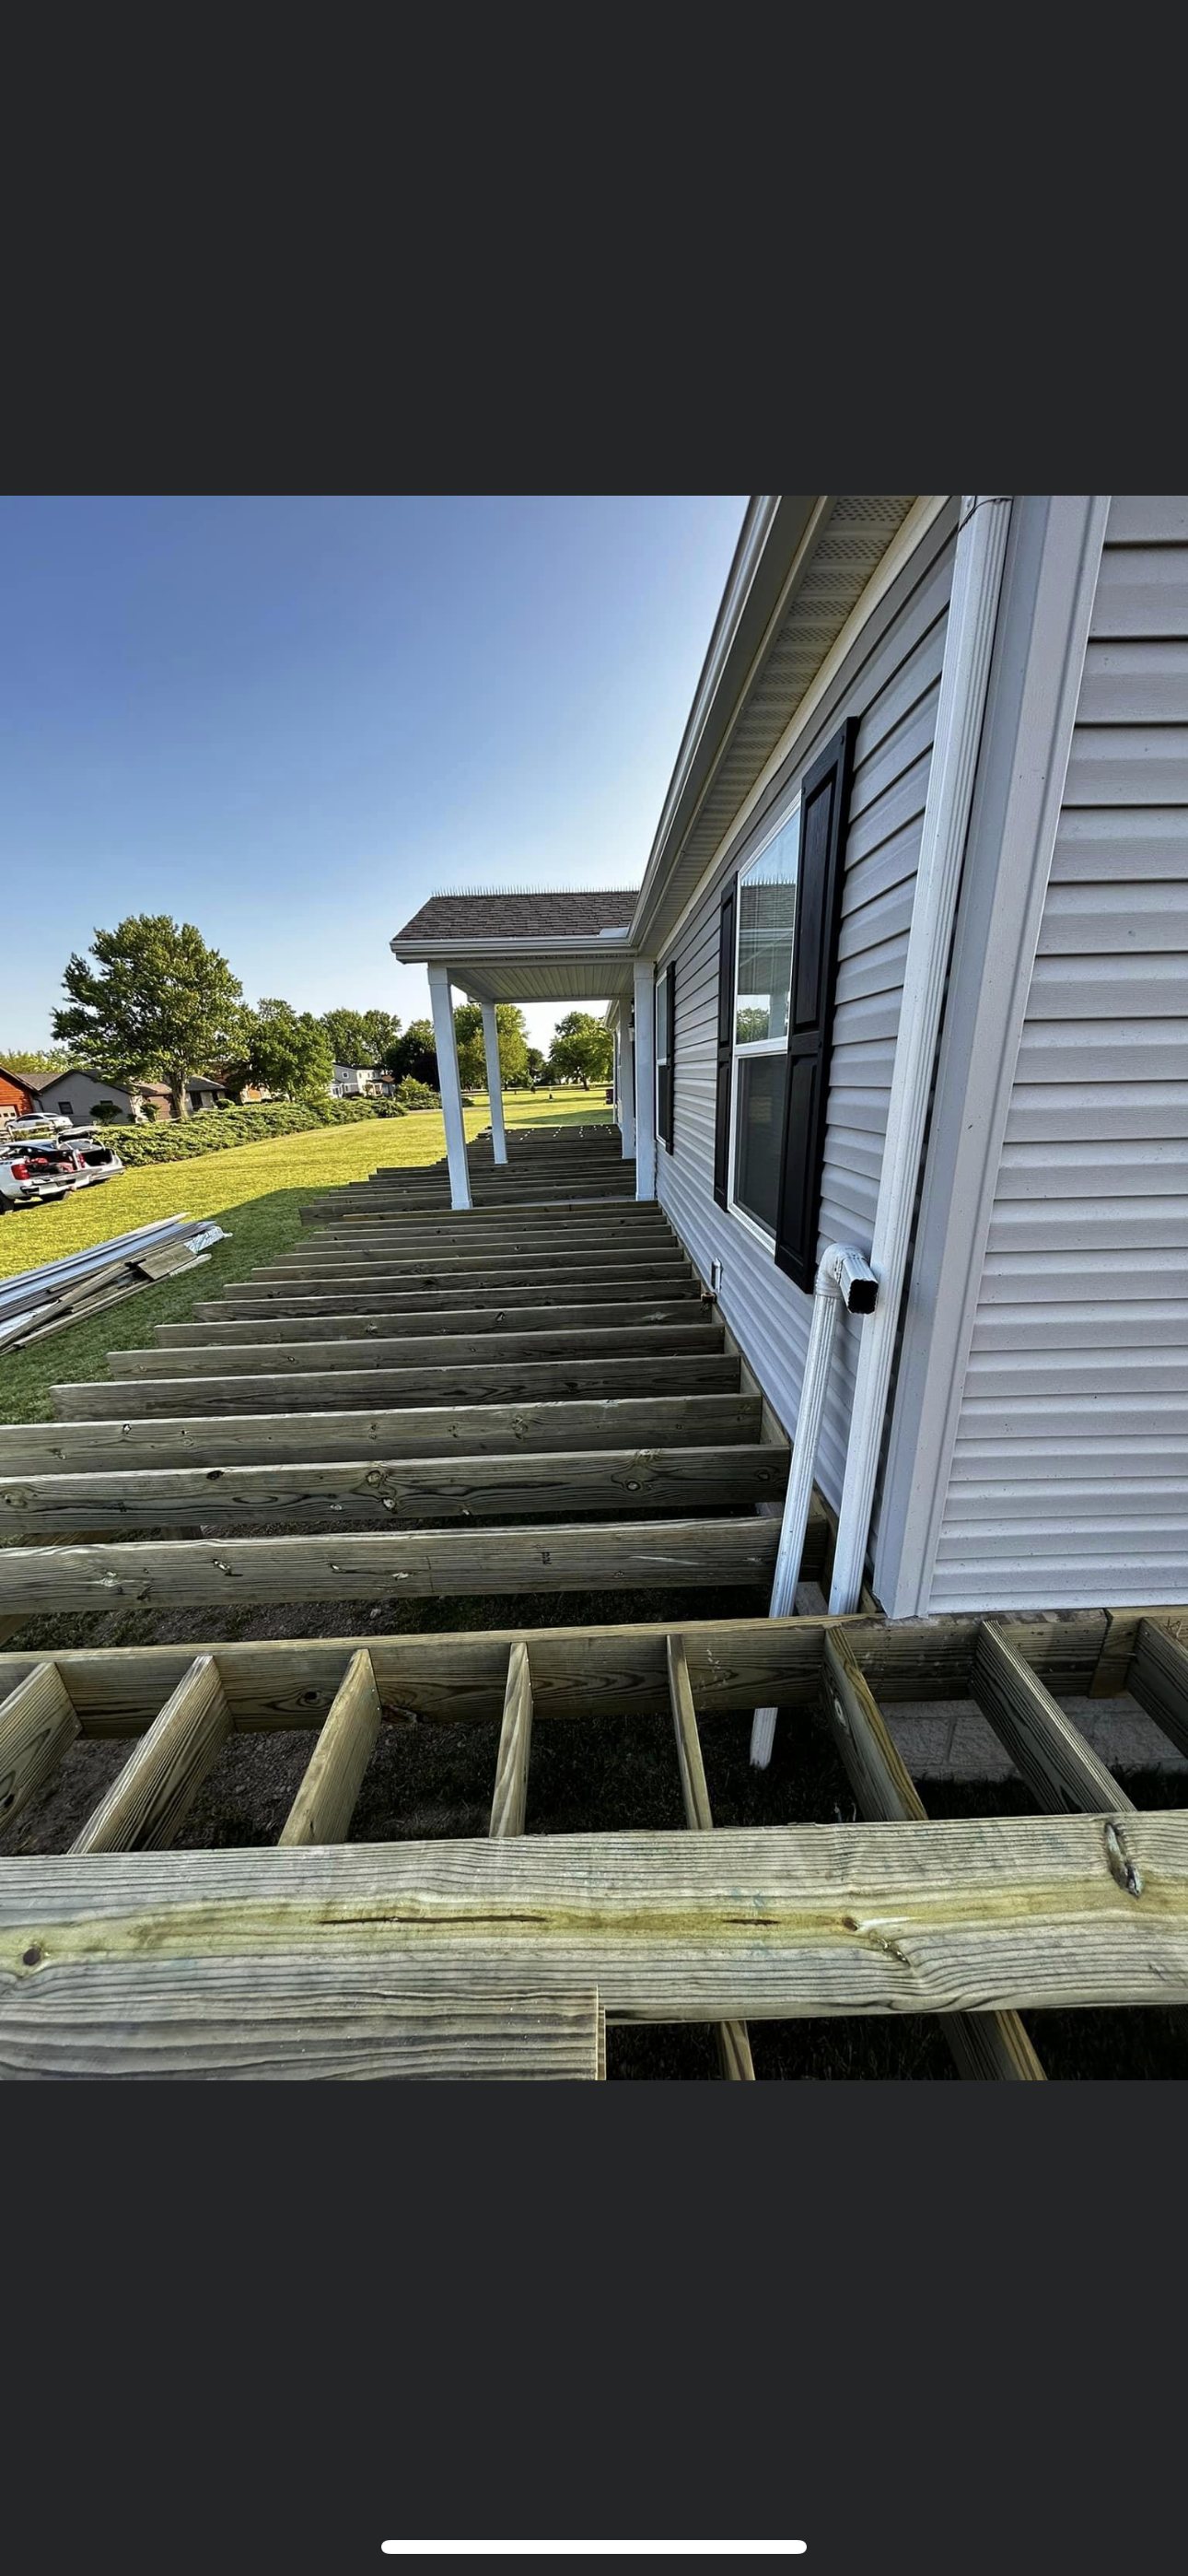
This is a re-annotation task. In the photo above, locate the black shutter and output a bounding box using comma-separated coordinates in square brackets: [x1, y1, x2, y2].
[661, 958, 676, 1151]
[774, 717, 858, 1291]
[713, 882, 736, 1207]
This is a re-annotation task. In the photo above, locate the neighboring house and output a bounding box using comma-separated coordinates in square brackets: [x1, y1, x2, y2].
[30, 1069, 230, 1123]
[330, 1064, 387, 1096]
[393, 493, 1188, 1618]
[0, 1067, 38, 1118]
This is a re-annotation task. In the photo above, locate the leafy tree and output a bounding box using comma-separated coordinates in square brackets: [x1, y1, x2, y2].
[52, 915, 244, 1120]
[452, 1002, 530, 1090]
[320, 1006, 401, 1070]
[228, 999, 333, 1099]
[360, 1008, 401, 1063]
[0, 1046, 73, 1078]
[525, 1047, 546, 1085]
[386, 1019, 437, 1084]
[548, 1010, 613, 1090]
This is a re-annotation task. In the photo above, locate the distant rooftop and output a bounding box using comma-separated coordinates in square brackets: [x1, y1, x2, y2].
[395, 889, 637, 944]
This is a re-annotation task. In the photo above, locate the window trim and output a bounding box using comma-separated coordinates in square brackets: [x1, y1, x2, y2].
[726, 789, 802, 1246]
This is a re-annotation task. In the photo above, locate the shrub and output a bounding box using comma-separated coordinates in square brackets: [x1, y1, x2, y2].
[395, 1077, 438, 1109]
[91, 1100, 122, 1124]
[116, 1095, 385, 1168]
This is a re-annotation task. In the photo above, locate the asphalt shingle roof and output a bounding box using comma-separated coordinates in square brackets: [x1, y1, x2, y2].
[394, 890, 636, 943]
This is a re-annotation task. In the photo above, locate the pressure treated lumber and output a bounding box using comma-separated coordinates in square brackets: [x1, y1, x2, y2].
[56, 1352, 740, 1419]
[490, 1642, 532, 1839]
[278, 1650, 382, 1847]
[821, 1632, 1044, 2081]
[109, 1320, 724, 1377]
[0, 1967, 605, 2078]
[973, 1621, 1135, 1813]
[254, 1251, 691, 1284]
[666, 1633, 754, 2079]
[0, 1440, 790, 1538]
[1129, 1619, 1188, 1761]
[70, 1654, 231, 1854]
[0, 1443, 793, 1540]
[0, 1391, 762, 1477]
[8, 1812, 1188, 2020]
[0, 1663, 80, 1832]
[160, 1296, 705, 1345]
[0, 1612, 1123, 1742]
[200, 1278, 705, 1321]
[0, 1517, 780, 1612]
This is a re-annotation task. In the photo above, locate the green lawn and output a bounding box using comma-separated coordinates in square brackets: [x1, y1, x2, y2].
[0, 1094, 613, 1423]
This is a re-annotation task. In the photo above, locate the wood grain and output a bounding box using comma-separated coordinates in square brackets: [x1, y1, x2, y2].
[1129, 1619, 1188, 1760]
[0, 1392, 763, 1477]
[0, 1663, 80, 1833]
[108, 1320, 724, 1378]
[0, 1966, 604, 2078]
[973, 1621, 1133, 1813]
[69, 1655, 231, 1853]
[278, 1650, 383, 1846]
[54, 1352, 741, 1420]
[160, 1295, 705, 1344]
[821, 1633, 1044, 2082]
[0, 1516, 780, 1612]
[6, 1812, 1188, 2020]
[0, 1444, 793, 1540]
[490, 1643, 532, 1839]
[666, 1633, 754, 2079]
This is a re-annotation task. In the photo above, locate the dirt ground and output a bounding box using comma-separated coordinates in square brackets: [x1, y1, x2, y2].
[6, 1577, 1188, 2081]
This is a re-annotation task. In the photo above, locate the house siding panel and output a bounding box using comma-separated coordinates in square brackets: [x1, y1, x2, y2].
[656, 518, 956, 1508]
[931, 495, 1188, 1609]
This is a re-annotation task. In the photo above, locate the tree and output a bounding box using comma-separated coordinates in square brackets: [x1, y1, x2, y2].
[386, 1019, 437, 1085]
[451, 1002, 529, 1090]
[525, 1047, 546, 1085]
[549, 1011, 613, 1089]
[0, 1046, 73, 1079]
[52, 915, 244, 1120]
[227, 999, 333, 1099]
[320, 1006, 400, 1070]
[360, 1008, 401, 1063]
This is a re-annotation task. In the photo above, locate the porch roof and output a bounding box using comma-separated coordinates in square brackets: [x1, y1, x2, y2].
[390, 890, 639, 1002]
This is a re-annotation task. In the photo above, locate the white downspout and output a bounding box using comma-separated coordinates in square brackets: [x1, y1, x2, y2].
[828, 495, 1013, 1616]
[481, 1002, 508, 1165]
[750, 1244, 877, 1767]
[427, 963, 472, 1212]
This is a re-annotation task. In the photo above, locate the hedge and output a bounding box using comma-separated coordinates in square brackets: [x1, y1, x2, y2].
[115, 1095, 405, 1168]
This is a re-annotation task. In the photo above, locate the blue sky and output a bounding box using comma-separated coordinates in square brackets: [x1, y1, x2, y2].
[0, 495, 747, 1053]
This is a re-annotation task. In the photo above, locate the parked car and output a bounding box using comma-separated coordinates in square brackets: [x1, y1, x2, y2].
[0, 1117, 123, 1212]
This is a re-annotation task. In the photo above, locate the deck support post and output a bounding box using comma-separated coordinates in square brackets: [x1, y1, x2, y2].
[427, 965, 472, 1212]
[481, 1003, 507, 1164]
[618, 1010, 635, 1160]
[632, 961, 656, 1200]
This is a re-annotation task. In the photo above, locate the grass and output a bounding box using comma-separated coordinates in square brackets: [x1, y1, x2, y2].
[0, 1095, 611, 1423]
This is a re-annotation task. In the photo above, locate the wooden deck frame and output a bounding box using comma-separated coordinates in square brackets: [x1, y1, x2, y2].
[4, 1607, 1188, 2076]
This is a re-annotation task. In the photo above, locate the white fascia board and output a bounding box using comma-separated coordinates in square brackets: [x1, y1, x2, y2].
[630, 496, 825, 950]
[648, 496, 951, 964]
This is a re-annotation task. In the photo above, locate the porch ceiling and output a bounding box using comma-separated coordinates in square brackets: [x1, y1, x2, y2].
[390, 939, 639, 1004]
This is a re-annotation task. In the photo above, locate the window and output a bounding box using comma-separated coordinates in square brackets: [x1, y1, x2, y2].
[728, 800, 801, 1235]
[59, 1099, 73, 1122]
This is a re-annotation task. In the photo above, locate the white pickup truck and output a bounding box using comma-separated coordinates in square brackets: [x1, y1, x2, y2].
[0, 1115, 124, 1212]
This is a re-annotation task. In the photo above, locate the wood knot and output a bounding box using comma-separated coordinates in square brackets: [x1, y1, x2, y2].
[1104, 1820, 1143, 1899]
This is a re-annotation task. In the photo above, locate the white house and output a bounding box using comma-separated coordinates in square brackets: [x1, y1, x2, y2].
[392, 495, 1188, 1622]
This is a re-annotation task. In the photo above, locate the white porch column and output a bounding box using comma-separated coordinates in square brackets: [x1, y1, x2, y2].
[427, 963, 472, 1211]
[481, 1002, 507, 1164]
[618, 1001, 635, 1159]
[632, 959, 656, 1200]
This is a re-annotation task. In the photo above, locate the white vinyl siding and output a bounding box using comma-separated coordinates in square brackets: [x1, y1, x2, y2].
[657, 515, 957, 1505]
[932, 496, 1188, 1608]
